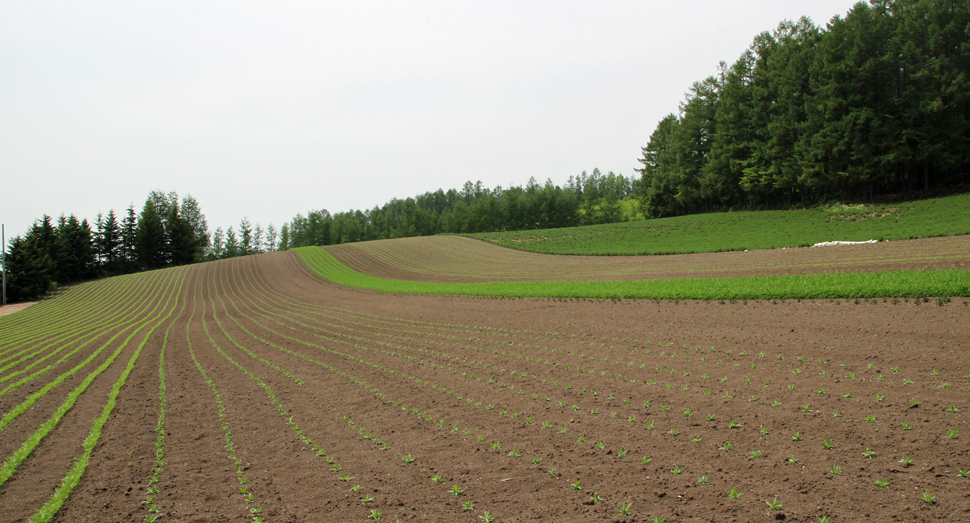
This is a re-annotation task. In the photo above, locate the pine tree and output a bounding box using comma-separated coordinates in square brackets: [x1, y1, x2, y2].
[122, 205, 138, 273]
[5, 232, 54, 302]
[100, 209, 122, 275]
[165, 200, 195, 266]
[136, 199, 166, 270]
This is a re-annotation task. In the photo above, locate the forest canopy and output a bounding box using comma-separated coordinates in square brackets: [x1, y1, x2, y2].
[637, 0, 970, 217]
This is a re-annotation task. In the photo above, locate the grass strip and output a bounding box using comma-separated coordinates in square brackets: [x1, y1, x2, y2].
[294, 247, 970, 300]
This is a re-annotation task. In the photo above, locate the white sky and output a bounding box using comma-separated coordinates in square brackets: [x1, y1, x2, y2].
[1, 0, 858, 237]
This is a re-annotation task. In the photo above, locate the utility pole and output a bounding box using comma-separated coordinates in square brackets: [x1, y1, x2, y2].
[2, 224, 6, 306]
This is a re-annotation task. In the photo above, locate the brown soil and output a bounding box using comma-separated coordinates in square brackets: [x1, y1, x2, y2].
[1, 251, 967, 522]
[0, 302, 38, 318]
[326, 235, 970, 282]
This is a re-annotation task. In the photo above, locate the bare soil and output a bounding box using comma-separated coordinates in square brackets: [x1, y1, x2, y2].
[0, 251, 956, 522]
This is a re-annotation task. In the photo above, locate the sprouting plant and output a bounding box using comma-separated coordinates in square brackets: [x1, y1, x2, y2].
[479, 511, 495, 523]
[461, 500, 475, 511]
[865, 415, 877, 423]
[898, 456, 914, 466]
[432, 474, 443, 483]
[829, 465, 844, 475]
[727, 486, 741, 499]
[822, 439, 836, 450]
[791, 431, 802, 441]
[361, 494, 375, 505]
[947, 405, 959, 413]
[450, 484, 464, 496]
[765, 497, 783, 510]
[671, 465, 683, 474]
[617, 448, 628, 458]
[590, 492, 603, 503]
[571, 480, 581, 490]
[339, 474, 353, 481]
[718, 442, 731, 451]
[596, 441, 606, 450]
[729, 419, 740, 429]
[619, 503, 633, 517]
[549, 467, 558, 475]
[668, 428, 679, 436]
[706, 414, 715, 421]
[901, 422, 912, 430]
[650, 517, 667, 523]
[875, 478, 890, 488]
[368, 509, 382, 520]
[351, 485, 362, 492]
[957, 469, 969, 478]
[403, 454, 415, 464]
[863, 448, 876, 459]
[787, 456, 799, 464]
[947, 428, 960, 439]
[490, 441, 501, 450]
[530, 456, 542, 465]
[750, 450, 762, 459]
[507, 449, 520, 457]
[832, 410, 842, 418]
[817, 517, 831, 523]
[759, 427, 770, 436]
[920, 491, 936, 505]
[690, 435, 703, 443]
[641, 456, 652, 465]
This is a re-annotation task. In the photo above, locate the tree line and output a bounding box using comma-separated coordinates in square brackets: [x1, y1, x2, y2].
[638, 0, 970, 218]
[278, 170, 639, 249]
[2, 191, 283, 303]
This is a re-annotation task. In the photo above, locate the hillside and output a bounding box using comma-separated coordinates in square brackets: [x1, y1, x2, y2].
[467, 193, 970, 256]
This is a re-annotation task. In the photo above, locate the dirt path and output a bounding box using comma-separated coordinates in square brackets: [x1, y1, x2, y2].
[0, 302, 38, 318]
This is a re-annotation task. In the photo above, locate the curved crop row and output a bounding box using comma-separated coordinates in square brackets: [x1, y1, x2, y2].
[299, 246, 970, 299]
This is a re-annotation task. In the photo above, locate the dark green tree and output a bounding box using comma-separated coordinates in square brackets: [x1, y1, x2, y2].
[136, 199, 166, 270]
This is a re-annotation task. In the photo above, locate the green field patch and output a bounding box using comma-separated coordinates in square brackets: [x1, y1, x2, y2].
[467, 193, 970, 255]
[294, 247, 969, 299]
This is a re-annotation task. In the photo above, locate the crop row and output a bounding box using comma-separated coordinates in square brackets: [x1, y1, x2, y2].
[208, 252, 968, 519]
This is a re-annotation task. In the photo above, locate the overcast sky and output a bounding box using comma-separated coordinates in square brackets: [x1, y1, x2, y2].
[1, 0, 859, 237]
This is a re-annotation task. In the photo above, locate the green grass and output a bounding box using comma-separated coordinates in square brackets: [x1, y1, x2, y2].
[294, 247, 969, 299]
[467, 193, 970, 255]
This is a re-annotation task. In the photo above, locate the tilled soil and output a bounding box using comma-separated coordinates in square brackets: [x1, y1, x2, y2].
[1, 251, 967, 522]
[326, 235, 970, 282]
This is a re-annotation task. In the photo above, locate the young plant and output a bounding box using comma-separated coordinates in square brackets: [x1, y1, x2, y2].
[619, 503, 633, 517]
[727, 486, 741, 499]
[765, 497, 783, 510]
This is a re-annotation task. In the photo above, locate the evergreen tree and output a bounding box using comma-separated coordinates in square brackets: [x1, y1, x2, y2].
[180, 194, 210, 262]
[277, 224, 289, 251]
[100, 209, 122, 275]
[5, 231, 54, 302]
[54, 214, 94, 283]
[265, 223, 278, 252]
[122, 205, 138, 272]
[136, 199, 166, 270]
[224, 227, 239, 258]
[165, 200, 195, 266]
[209, 227, 225, 259]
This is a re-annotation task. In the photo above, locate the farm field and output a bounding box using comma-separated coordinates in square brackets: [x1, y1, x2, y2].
[468, 192, 970, 256]
[326, 235, 970, 283]
[0, 250, 968, 522]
